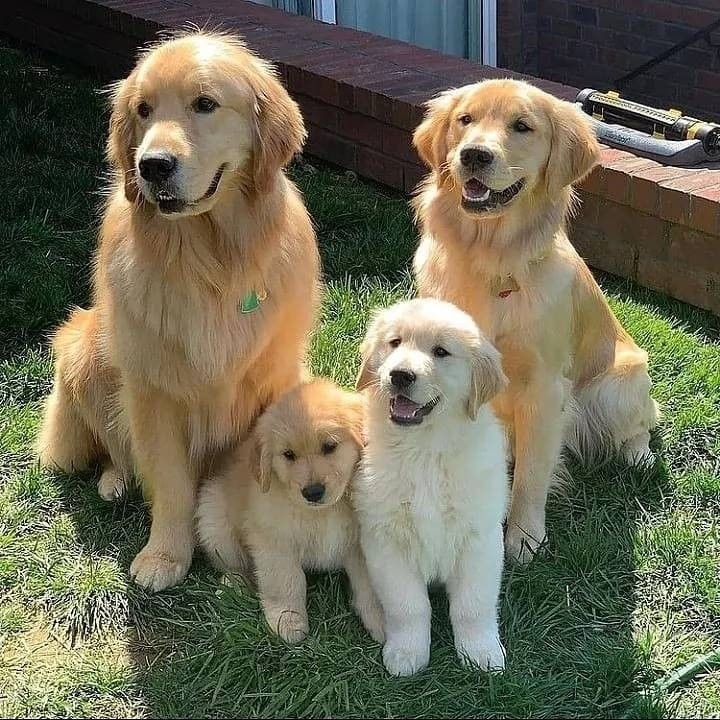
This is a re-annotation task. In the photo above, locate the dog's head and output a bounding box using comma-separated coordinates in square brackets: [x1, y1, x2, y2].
[252, 380, 364, 508]
[108, 31, 305, 217]
[413, 80, 599, 217]
[356, 299, 506, 426]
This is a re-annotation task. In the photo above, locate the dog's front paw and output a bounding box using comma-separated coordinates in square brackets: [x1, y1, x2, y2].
[505, 513, 546, 564]
[357, 601, 385, 644]
[456, 634, 506, 672]
[353, 595, 385, 643]
[382, 638, 430, 677]
[130, 544, 191, 592]
[97, 465, 127, 501]
[266, 608, 309, 644]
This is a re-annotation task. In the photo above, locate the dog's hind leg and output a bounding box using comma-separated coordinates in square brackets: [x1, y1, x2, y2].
[37, 377, 96, 473]
[568, 343, 659, 465]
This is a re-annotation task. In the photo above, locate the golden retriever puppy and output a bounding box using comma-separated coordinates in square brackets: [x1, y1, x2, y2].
[355, 299, 509, 676]
[412, 80, 659, 563]
[196, 380, 384, 644]
[36, 32, 320, 591]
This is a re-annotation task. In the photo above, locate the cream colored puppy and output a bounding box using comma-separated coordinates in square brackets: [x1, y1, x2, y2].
[355, 299, 509, 676]
[196, 380, 384, 644]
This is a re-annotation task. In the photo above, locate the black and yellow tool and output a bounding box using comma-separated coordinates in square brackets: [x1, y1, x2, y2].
[576, 89, 720, 166]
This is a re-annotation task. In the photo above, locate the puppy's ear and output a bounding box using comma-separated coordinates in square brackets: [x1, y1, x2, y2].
[107, 78, 138, 203]
[544, 99, 600, 195]
[355, 354, 375, 393]
[413, 88, 461, 173]
[345, 397, 367, 450]
[251, 433, 273, 493]
[252, 62, 307, 193]
[468, 340, 507, 420]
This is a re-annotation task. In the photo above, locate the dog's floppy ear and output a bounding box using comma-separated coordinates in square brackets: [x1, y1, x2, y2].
[355, 354, 375, 393]
[413, 88, 462, 174]
[468, 340, 507, 420]
[345, 396, 367, 449]
[544, 99, 600, 195]
[252, 61, 306, 193]
[107, 78, 138, 203]
[251, 432, 273, 493]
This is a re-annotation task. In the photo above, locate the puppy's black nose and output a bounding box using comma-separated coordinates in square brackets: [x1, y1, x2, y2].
[390, 369, 416, 389]
[460, 146, 494, 167]
[301, 483, 326, 503]
[138, 152, 177, 183]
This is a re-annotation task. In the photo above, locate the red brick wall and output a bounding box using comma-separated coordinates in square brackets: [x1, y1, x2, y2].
[511, 0, 720, 122]
[498, 0, 538, 75]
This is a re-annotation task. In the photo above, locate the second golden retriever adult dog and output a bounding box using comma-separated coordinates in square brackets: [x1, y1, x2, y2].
[37, 32, 320, 591]
[412, 80, 658, 562]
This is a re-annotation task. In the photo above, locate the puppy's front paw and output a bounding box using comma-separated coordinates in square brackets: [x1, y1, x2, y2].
[382, 638, 430, 677]
[266, 608, 309, 644]
[130, 544, 191, 592]
[505, 513, 546, 564]
[456, 634, 506, 672]
[353, 596, 385, 643]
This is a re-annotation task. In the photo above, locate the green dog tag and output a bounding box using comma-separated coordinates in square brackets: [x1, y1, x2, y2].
[240, 289, 266, 314]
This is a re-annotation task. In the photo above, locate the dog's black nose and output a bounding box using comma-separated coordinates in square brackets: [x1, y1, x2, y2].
[138, 152, 177, 183]
[301, 483, 326, 503]
[460, 146, 494, 167]
[390, 369, 416, 389]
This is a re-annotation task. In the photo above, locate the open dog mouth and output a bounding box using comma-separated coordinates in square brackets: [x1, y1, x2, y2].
[389, 394, 440, 426]
[461, 177, 525, 213]
[155, 164, 226, 214]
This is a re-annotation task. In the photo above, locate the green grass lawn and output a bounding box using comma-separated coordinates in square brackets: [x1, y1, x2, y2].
[1, 41, 719, 719]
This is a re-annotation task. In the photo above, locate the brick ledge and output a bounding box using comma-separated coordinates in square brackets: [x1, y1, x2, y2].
[2, 0, 718, 313]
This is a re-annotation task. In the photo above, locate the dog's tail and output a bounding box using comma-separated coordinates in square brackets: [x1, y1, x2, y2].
[36, 309, 98, 472]
[196, 476, 250, 574]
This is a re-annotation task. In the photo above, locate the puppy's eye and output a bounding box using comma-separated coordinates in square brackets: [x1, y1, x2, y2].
[321, 440, 338, 455]
[433, 346, 451, 358]
[513, 119, 532, 132]
[389, 338, 402, 348]
[193, 96, 218, 114]
[137, 101, 152, 119]
[283, 449, 296, 461]
[458, 114, 473, 126]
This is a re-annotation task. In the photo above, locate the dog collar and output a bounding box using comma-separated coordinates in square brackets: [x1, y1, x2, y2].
[497, 276, 520, 299]
[240, 288, 267, 313]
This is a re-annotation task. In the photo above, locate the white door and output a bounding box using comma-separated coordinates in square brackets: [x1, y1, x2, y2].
[250, 0, 497, 66]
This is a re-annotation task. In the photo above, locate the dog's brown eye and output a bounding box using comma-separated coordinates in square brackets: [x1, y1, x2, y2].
[137, 101, 151, 119]
[321, 440, 337, 455]
[513, 119, 532, 132]
[389, 338, 402, 348]
[459, 114, 473, 125]
[433, 346, 451, 358]
[283, 449, 296, 461]
[193, 96, 218, 114]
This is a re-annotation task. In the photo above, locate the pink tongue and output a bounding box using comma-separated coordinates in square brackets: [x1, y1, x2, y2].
[393, 395, 421, 418]
[464, 178, 489, 199]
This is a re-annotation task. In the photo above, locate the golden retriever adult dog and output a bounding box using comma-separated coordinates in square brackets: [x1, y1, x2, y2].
[37, 32, 320, 591]
[197, 379, 384, 644]
[412, 80, 659, 562]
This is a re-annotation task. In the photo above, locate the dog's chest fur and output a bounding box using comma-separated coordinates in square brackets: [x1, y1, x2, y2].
[358, 411, 508, 584]
[250, 490, 357, 571]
